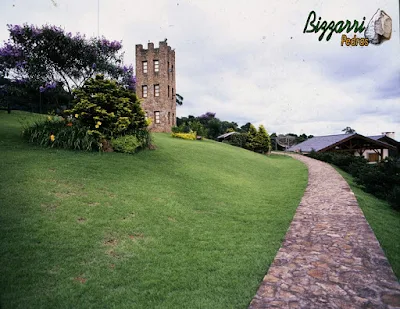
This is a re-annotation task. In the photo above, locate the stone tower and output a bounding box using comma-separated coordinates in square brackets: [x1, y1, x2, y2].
[135, 41, 176, 132]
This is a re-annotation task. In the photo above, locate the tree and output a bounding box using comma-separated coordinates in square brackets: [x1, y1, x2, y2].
[297, 133, 308, 143]
[342, 127, 356, 134]
[221, 121, 238, 133]
[198, 112, 216, 125]
[245, 124, 258, 151]
[188, 120, 207, 136]
[207, 118, 222, 139]
[0, 24, 135, 108]
[256, 125, 271, 153]
[240, 122, 252, 133]
[64, 74, 146, 140]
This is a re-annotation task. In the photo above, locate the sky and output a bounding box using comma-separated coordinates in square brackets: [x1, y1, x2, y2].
[0, 0, 399, 137]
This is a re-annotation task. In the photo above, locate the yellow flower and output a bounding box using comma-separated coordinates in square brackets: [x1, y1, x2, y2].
[95, 125, 99, 129]
[50, 135, 55, 142]
[75, 114, 79, 118]
[47, 116, 51, 121]
[96, 121, 102, 126]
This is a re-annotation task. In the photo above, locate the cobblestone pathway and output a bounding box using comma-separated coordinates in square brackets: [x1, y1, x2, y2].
[249, 154, 400, 309]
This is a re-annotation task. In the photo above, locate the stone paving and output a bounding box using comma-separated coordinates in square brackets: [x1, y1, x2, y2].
[249, 153, 400, 309]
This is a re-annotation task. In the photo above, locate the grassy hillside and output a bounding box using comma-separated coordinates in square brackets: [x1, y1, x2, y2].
[336, 168, 400, 279]
[0, 111, 308, 309]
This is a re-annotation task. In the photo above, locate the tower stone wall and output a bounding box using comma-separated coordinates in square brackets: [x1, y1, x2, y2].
[135, 41, 176, 133]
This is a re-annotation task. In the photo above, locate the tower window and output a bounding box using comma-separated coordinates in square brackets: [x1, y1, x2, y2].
[144, 112, 148, 120]
[142, 61, 148, 73]
[172, 113, 175, 125]
[142, 85, 148, 98]
[168, 85, 170, 97]
[154, 111, 160, 124]
[171, 87, 174, 99]
[168, 112, 170, 124]
[154, 60, 159, 72]
[154, 84, 160, 97]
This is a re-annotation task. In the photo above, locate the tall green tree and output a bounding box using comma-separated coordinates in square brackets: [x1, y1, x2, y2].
[245, 124, 258, 151]
[256, 125, 271, 153]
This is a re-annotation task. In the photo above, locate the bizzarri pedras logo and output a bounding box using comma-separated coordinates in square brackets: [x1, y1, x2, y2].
[303, 9, 392, 46]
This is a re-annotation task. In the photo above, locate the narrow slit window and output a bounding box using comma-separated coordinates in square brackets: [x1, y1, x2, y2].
[154, 84, 160, 97]
[154, 60, 159, 72]
[142, 85, 148, 98]
[154, 111, 160, 124]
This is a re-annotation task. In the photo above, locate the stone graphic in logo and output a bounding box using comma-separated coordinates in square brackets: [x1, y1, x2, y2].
[364, 9, 392, 45]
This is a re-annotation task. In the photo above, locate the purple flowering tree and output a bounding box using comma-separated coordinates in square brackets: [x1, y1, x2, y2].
[0, 23, 136, 107]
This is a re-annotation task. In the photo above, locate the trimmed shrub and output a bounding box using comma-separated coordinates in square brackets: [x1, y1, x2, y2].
[171, 126, 180, 133]
[307, 151, 400, 211]
[307, 151, 367, 173]
[354, 157, 400, 204]
[111, 135, 141, 154]
[171, 132, 196, 140]
[388, 186, 400, 210]
[229, 133, 248, 148]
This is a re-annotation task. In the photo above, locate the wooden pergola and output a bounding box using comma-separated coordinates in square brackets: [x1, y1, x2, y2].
[319, 134, 396, 161]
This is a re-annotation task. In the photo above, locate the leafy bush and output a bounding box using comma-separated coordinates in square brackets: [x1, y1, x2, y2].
[355, 164, 388, 198]
[133, 128, 153, 149]
[388, 186, 400, 210]
[172, 122, 204, 135]
[229, 133, 248, 148]
[354, 157, 400, 206]
[111, 135, 141, 154]
[307, 151, 400, 210]
[64, 74, 147, 140]
[22, 117, 101, 151]
[171, 126, 180, 133]
[188, 120, 208, 137]
[171, 132, 196, 140]
[307, 151, 367, 173]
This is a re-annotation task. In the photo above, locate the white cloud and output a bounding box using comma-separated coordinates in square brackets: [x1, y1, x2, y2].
[0, 0, 399, 137]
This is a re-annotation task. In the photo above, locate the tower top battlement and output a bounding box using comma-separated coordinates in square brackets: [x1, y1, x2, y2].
[136, 41, 173, 54]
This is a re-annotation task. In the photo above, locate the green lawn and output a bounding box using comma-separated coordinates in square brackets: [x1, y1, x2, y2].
[336, 168, 400, 280]
[0, 111, 308, 309]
